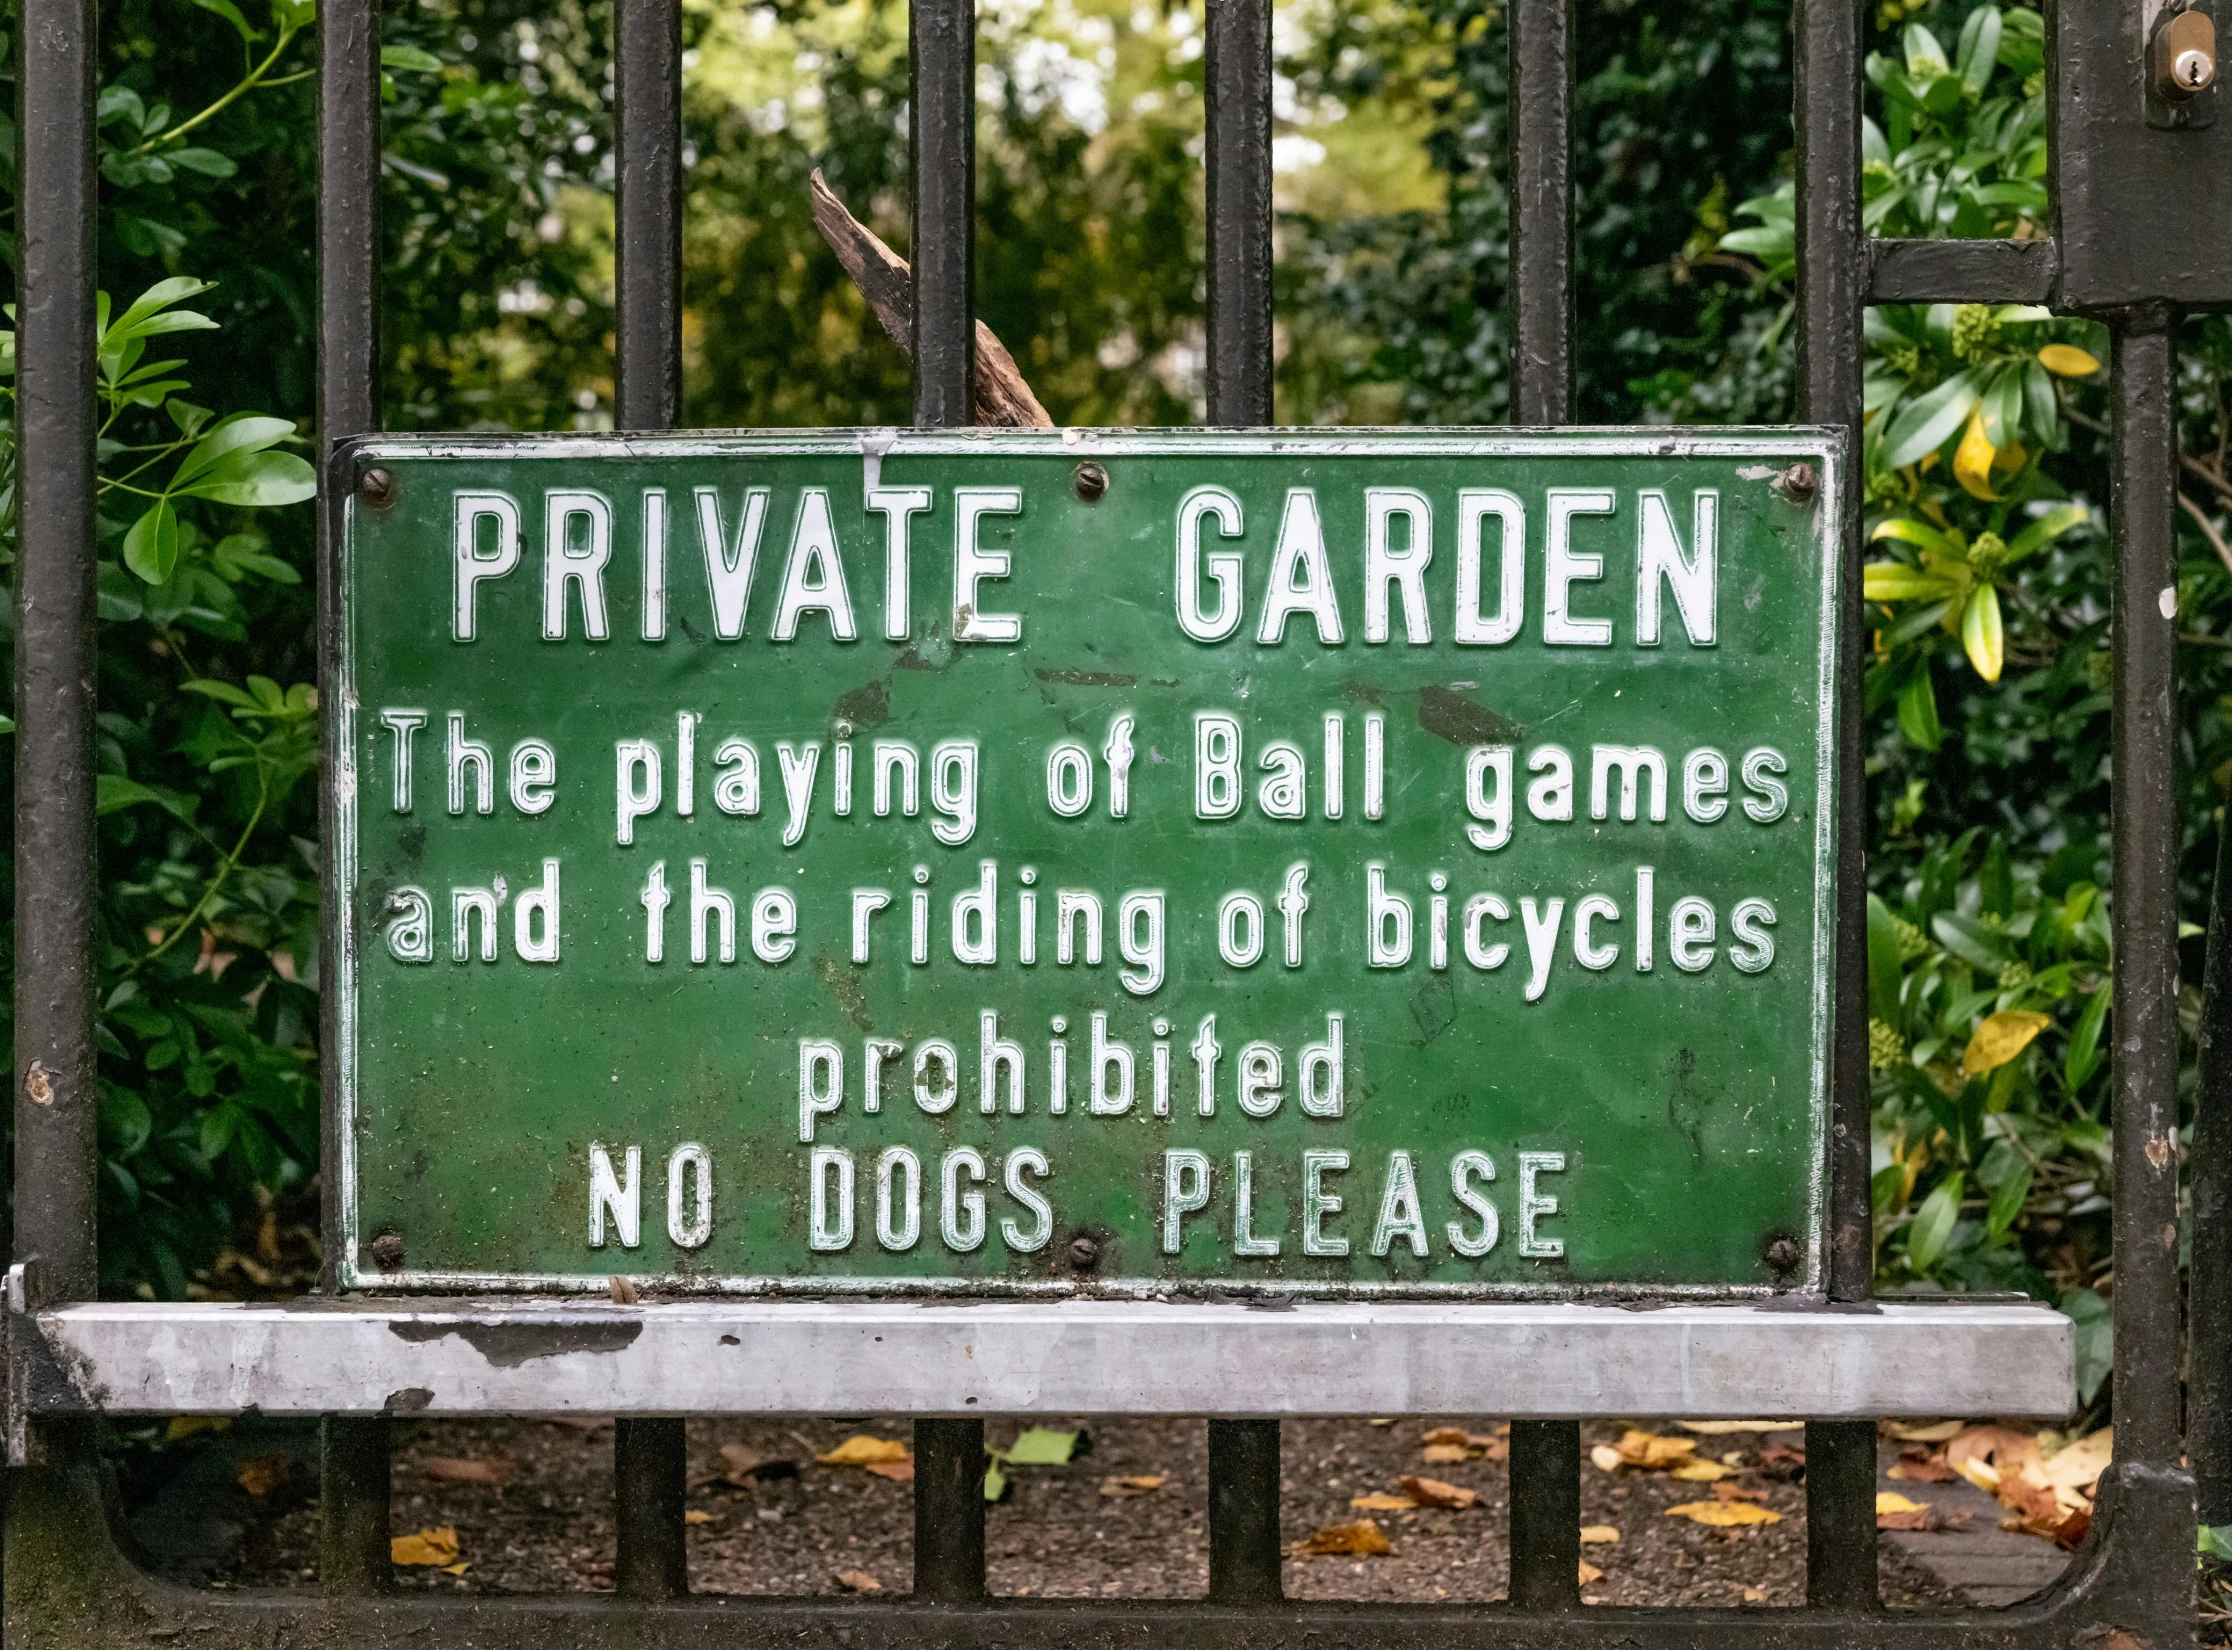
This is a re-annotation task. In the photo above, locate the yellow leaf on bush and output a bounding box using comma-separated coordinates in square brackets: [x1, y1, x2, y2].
[392, 1527, 461, 1567]
[1668, 1500, 1783, 1526]
[1963, 1010, 2053, 1076]
[816, 1435, 911, 1467]
[1955, 407, 2000, 501]
[2039, 343, 2101, 377]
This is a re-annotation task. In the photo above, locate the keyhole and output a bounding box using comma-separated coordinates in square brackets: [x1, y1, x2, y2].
[2188, 53, 2210, 87]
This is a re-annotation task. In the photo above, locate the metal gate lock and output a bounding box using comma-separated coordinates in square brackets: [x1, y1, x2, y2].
[2157, 6, 2218, 99]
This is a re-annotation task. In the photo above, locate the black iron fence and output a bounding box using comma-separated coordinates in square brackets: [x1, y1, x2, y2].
[2, 0, 2216, 1644]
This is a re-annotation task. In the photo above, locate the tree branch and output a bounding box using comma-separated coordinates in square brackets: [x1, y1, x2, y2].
[809, 170, 1053, 429]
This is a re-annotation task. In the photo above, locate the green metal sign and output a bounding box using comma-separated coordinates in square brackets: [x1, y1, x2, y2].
[331, 430, 1842, 1296]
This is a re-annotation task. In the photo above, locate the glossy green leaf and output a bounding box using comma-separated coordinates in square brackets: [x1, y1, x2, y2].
[1897, 666, 1943, 751]
[123, 499, 179, 584]
[1907, 1172, 1964, 1271]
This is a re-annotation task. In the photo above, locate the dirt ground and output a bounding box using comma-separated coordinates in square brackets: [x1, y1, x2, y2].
[165, 1414, 1968, 1607]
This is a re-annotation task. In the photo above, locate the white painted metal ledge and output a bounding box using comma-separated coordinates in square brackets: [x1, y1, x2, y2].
[16, 1298, 2075, 1419]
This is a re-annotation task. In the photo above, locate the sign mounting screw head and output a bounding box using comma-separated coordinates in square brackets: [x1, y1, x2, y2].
[1778, 462, 1818, 503]
[1764, 1236, 1799, 1273]
[370, 1230, 405, 1270]
[1067, 1234, 1100, 1271]
[1072, 461, 1109, 503]
[359, 468, 397, 508]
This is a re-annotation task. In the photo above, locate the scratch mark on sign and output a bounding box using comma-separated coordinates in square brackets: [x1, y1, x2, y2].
[1034, 667, 1139, 688]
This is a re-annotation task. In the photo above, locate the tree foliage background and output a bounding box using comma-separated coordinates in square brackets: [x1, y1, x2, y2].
[3, 0, 2228, 1422]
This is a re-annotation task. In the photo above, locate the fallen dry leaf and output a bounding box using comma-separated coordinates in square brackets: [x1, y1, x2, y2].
[1743, 1585, 1770, 1603]
[1671, 1460, 1731, 1482]
[684, 1508, 716, 1525]
[1884, 1419, 1966, 1443]
[1677, 1420, 1802, 1435]
[1757, 1443, 1807, 1479]
[1400, 1475, 1478, 1509]
[1421, 1427, 1471, 1447]
[1299, 1520, 1394, 1557]
[2032, 1429, 2112, 1510]
[831, 1568, 882, 1592]
[441, 1561, 471, 1577]
[422, 1455, 510, 1486]
[1712, 1483, 1770, 1503]
[392, 1527, 461, 1567]
[1877, 1492, 1929, 1515]
[1579, 1560, 1605, 1585]
[717, 1443, 798, 1486]
[1589, 1444, 1626, 1474]
[864, 1459, 916, 1482]
[817, 1435, 912, 1468]
[234, 1456, 291, 1497]
[1580, 1525, 1621, 1545]
[1946, 1423, 2036, 1486]
[1888, 1449, 1955, 1483]
[1102, 1474, 1169, 1498]
[1420, 1443, 1473, 1464]
[1350, 1491, 1418, 1511]
[1668, 1500, 1783, 1526]
[1615, 1429, 1699, 1469]
[607, 1274, 640, 1305]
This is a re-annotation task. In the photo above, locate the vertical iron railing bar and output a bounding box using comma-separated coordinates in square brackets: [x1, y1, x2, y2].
[610, 0, 691, 1598]
[913, 1417, 987, 1602]
[1506, 1417, 1581, 1611]
[315, 0, 391, 1594]
[1508, 0, 1574, 427]
[910, 0, 976, 431]
[906, 0, 987, 1598]
[1204, 0, 1274, 429]
[12, 0, 101, 1306]
[1794, 0, 1879, 1608]
[613, 1419, 688, 1599]
[2196, 820, 2232, 1529]
[2107, 313, 2184, 1472]
[1505, 0, 1581, 1610]
[1202, 0, 1283, 1605]
[614, 0, 685, 433]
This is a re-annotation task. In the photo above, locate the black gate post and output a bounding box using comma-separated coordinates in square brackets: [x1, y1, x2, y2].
[11, 0, 101, 1310]
[1202, 0, 1284, 1607]
[315, 0, 392, 1596]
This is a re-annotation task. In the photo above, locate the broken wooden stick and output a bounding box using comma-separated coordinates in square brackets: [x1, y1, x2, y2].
[809, 168, 1053, 429]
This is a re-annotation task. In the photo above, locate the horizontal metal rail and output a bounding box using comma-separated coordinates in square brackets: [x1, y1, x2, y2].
[1865, 237, 2061, 304]
[6, 1297, 2072, 1421]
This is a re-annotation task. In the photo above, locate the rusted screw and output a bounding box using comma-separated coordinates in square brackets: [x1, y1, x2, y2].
[1072, 461, 1109, 503]
[1778, 462, 1818, 504]
[1765, 1236, 1799, 1273]
[370, 1230, 405, 1270]
[1067, 1235, 1100, 1271]
[360, 468, 397, 508]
